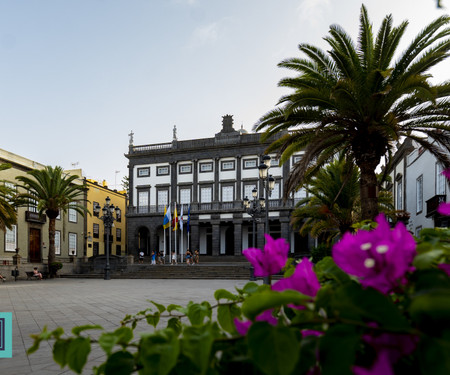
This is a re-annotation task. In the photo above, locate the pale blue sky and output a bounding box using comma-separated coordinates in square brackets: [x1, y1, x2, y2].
[0, 0, 447, 189]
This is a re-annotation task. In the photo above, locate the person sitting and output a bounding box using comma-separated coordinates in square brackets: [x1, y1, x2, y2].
[33, 267, 43, 280]
[0, 274, 5, 282]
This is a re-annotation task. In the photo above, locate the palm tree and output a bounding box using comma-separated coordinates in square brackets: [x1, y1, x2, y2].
[16, 166, 87, 274]
[255, 5, 450, 220]
[0, 163, 17, 230]
[292, 156, 394, 244]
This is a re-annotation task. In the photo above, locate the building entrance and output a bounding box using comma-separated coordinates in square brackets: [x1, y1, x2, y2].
[29, 228, 41, 263]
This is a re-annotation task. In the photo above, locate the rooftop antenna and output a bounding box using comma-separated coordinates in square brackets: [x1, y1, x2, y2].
[115, 170, 120, 189]
[71, 162, 79, 168]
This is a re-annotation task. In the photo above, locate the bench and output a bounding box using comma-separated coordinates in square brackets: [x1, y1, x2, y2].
[26, 271, 48, 280]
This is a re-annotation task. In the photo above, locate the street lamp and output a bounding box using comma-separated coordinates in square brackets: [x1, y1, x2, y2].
[258, 156, 275, 237]
[94, 197, 120, 280]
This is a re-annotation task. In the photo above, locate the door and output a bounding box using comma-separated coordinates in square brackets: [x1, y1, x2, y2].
[29, 228, 41, 263]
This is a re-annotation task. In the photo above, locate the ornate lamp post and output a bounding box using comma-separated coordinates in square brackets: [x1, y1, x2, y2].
[94, 196, 120, 280]
[258, 155, 275, 237]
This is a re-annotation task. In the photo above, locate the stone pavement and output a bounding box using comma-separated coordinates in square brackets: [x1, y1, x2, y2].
[0, 278, 251, 375]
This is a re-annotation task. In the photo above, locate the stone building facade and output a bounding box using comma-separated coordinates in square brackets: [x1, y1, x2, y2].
[125, 115, 309, 259]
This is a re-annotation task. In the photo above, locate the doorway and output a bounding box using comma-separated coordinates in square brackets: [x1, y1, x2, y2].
[29, 228, 41, 263]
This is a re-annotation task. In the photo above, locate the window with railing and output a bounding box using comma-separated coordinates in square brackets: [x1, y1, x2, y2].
[55, 230, 61, 255]
[69, 233, 77, 256]
[416, 175, 423, 213]
[5, 225, 16, 252]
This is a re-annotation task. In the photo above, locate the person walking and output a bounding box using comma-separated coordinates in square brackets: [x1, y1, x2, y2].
[151, 251, 156, 265]
[194, 249, 200, 264]
[138, 251, 144, 264]
[171, 251, 177, 265]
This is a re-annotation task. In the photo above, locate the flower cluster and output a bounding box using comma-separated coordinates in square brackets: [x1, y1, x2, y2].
[333, 214, 416, 293]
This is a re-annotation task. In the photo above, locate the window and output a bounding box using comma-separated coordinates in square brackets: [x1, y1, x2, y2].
[243, 159, 257, 169]
[157, 190, 169, 210]
[179, 164, 192, 174]
[396, 179, 403, 210]
[28, 191, 38, 212]
[69, 233, 77, 256]
[180, 188, 191, 204]
[222, 186, 234, 202]
[293, 155, 302, 164]
[200, 187, 212, 203]
[116, 228, 122, 241]
[5, 225, 16, 252]
[93, 202, 99, 217]
[138, 190, 149, 210]
[55, 230, 61, 255]
[270, 158, 279, 167]
[137, 167, 150, 177]
[244, 184, 257, 200]
[436, 163, 446, 195]
[93, 242, 99, 256]
[157, 166, 169, 176]
[415, 226, 422, 237]
[221, 160, 235, 171]
[116, 208, 122, 222]
[4, 182, 15, 207]
[416, 175, 423, 213]
[294, 187, 307, 201]
[93, 223, 100, 238]
[200, 162, 213, 173]
[116, 244, 122, 256]
[68, 202, 77, 223]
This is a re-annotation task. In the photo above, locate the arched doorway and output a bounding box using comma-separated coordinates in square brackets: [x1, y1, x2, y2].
[138, 227, 150, 256]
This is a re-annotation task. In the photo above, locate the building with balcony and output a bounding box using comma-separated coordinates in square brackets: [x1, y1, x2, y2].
[387, 138, 449, 235]
[0, 149, 84, 265]
[125, 115, 310, 260]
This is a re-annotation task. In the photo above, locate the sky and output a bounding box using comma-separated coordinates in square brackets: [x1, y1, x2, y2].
[0, 0, 448, 190]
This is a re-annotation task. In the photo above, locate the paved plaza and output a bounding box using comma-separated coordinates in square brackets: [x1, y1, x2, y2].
[0, 278, 251, 374]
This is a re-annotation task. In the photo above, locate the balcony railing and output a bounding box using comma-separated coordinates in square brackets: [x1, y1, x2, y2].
[426, 195, 446, 218]
[127, 199, 295, 216]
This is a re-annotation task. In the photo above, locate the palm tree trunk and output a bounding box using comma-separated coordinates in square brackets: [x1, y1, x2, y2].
[359, 164, 379, 221]
[48, 218, 56, 276]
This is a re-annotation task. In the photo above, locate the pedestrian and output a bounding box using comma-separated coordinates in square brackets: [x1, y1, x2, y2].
[33, 267, 43, 280]
[186, 250, 192, 265]
[0, 273, 5, 282]
[171, 251, 177, 265]
[151, 251, 156, 265]
[159, 251, 165, 264]
[138, 251, 144, 264]
[194, 249, 200, 264]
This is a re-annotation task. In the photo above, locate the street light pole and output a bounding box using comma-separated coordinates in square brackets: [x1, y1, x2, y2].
[94, 196, 120, 280]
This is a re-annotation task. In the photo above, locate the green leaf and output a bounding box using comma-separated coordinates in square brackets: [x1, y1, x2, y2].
[319, 324, 360, 375]
[314, 256, 351, 285]
[236, 281, 259, 295]
[181, 324, 216, 374]
[146, 312, 160, 328]
[99, 333, 119, 355]
[242, 290, 309, 321]
[67, 337, 91, 374]
[409, 290, 450, 332]
[72, 324, 103, 336]
[52, 339, 70, 368]
[104, 351, 135, 375]
[167, 304, 183, 313]
[186, 302, 211, 326]
[150, 300, 166, 313]
[248, 322, 301, 375]
[114, 326, 134, 345]
[418, 336, 450, 374]
[214, 289, 239, 301]
[167, 317, 182, 336]
[139, 329, 180, 375]
[217, 304, 241, 334]
[330, 283, 410, 331]
[413, 249, 445, 269]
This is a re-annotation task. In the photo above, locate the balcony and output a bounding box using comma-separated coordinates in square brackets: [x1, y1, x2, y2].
[426, 195, 446, 218]
[25, 211, 46, 224]
[127, 199, 295, 216]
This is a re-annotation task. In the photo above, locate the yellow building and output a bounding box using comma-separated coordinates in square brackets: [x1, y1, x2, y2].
[83, 178, 127, 258]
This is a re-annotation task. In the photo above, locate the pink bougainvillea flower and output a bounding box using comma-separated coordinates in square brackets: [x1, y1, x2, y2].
[353, 350, 394, 375]
[332, 214, 416, 294]
[234, 309, 277, 336]
[272, 258, 320, 309]
[438, 263, 450, 277]
[353, 332, 417, 375]
[301, 329, 323, 337]
[243, 234, 289, 277]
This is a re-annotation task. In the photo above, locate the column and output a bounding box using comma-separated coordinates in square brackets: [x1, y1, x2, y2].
[257, 222, 265, 250]
[191, 220, 199, 252]
[214, 158, 220, 202]
[233, 220, 242, 256]
[170, 162, 177, 203]
[236, 155, 242, 201]
[212, 222, 220, 256]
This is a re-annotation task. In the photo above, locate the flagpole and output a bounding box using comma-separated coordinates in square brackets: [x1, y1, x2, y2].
[169, 203, 172, 261]
[174, 202, 177, 263]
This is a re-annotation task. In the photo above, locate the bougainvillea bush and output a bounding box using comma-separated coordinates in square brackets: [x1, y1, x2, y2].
[28, 214, 450, 375]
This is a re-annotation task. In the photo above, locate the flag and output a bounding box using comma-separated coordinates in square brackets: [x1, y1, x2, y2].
[187, 205, 190, 233]
[179, 205, 184, 230]
[163, 205, 171, 229]
[172, 204, 178, 231]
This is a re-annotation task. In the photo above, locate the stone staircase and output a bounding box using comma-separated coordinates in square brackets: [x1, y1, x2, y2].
[62, 262, 253, 280]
